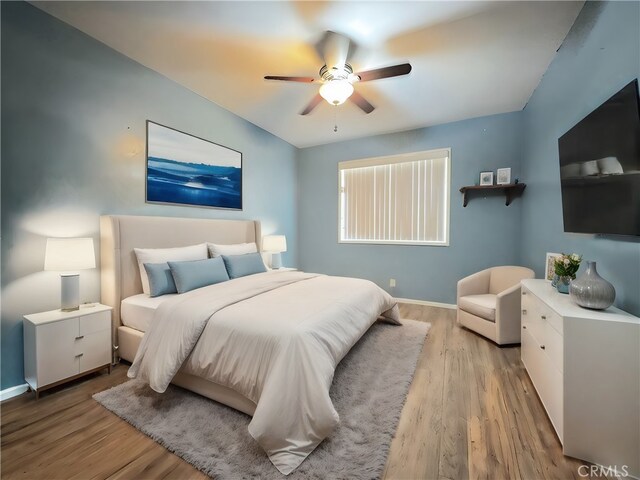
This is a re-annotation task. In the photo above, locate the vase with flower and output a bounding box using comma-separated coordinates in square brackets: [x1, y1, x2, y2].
[553, 253, 582, 294]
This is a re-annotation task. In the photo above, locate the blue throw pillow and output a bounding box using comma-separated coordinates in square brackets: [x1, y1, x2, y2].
[144, 262, 177, 297]
[222, 252, 267, 279]
[168, 257, 230, 294]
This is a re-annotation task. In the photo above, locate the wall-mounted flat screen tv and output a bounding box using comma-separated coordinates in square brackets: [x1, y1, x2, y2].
[558, 79, 640, 236]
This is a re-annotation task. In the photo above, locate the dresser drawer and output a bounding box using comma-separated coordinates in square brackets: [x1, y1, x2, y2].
[543, 320, 563, 373]
[522, 289, 564, 372]
[522, 328, 564, 441]
[522, 299, 544, 346]
[538, 301, 563, 336]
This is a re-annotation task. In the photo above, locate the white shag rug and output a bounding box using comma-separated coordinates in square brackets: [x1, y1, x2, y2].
[94, 319, 430, 479]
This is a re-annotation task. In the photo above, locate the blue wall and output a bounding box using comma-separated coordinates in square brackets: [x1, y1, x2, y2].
[520, 1, 640, 316]
[1, 2, 298, 389]
[297, 112, 525, 303]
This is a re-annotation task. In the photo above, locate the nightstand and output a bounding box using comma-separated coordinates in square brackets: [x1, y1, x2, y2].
[24, 304, 113, 399]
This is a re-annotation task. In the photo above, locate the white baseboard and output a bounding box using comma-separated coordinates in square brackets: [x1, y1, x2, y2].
[0, 383, 29, 402]
[395, 297, 456, 310]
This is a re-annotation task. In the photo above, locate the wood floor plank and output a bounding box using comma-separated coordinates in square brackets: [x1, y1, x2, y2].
[383, 305, 448, 480]
[1, 304, 601, 480]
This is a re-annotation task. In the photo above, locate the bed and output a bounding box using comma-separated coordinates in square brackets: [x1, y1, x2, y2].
[100, 214, 399, 474]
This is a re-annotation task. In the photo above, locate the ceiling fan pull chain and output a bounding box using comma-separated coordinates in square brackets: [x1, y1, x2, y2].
[334, 106, 338, 133]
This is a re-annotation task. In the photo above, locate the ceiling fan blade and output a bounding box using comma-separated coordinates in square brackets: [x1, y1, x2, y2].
[315, 31, 353, 68]
[356, 63, 412, 82]
[264, 76, 315, 83]
[349, 91, 375, 114]
[300, 94, 324, 115]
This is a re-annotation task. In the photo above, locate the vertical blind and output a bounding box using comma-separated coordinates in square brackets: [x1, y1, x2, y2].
[339, 149, 450, 245]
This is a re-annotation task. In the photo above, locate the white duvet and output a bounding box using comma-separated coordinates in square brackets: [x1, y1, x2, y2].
[128, 270, 400, 474]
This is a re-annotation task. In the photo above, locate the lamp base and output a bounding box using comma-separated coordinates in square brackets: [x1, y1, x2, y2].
[271, 253, 282, 269]
[61, 274, 80, 311]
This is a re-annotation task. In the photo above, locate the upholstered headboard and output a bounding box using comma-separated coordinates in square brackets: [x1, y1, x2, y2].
[100, 215, 261, 332]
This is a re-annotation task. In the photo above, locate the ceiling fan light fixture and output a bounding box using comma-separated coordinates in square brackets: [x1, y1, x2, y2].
[319, 80, 354, 106]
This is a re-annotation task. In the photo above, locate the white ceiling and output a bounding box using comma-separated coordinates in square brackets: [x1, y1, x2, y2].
[32, 1, 583, 148]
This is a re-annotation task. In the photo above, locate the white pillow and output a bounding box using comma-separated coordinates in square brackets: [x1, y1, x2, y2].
[597, 156, 623, 175]
[580, 160, 600, 176]
[134, 243, 208, 295]
[207, 242, 258, 258]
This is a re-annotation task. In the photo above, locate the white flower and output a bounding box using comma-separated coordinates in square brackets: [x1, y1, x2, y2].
[571, 253, 580, 262]
[564, 258, 570, 266]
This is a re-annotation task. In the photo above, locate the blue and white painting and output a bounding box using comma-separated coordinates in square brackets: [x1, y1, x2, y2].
[146, 121, 242, 210]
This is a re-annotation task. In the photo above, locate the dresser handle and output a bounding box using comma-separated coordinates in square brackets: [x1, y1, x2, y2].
[522, 291, 527, 295]
[540, 345, 546, 350]
[541, 315, 547, 320]
[522, 309, 527, 315]
[522, 325, 527, 329]
[75, 336, 84, 340]
[75, 353, 84, 358]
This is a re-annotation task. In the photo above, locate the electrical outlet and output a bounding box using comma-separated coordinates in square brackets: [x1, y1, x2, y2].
[389, 278, 396, 288]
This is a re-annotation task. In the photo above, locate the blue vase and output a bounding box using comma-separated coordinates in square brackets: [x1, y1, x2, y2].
[556, 276, 571, 294]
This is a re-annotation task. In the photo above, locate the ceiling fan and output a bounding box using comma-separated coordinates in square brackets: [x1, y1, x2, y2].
[264, 31, 412, 116]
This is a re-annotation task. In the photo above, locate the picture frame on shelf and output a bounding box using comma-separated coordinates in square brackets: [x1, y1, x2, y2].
[497, 167, 512, 185]
[545, 252, 562, 281]
[479, 171, 494, 186]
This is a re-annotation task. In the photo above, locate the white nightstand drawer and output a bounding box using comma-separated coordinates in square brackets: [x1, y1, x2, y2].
[79, 310, 111, 336]
[35, 318, 80, 387]
[79, 330, 111, 372]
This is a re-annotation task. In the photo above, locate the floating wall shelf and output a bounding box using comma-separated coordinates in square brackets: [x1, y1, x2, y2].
[459, 183, 526, 207]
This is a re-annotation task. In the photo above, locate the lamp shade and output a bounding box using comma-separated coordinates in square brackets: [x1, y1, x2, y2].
[319, 80, 354, 106]
[262, 235, 287, 253]
[44, 238, 96, 271]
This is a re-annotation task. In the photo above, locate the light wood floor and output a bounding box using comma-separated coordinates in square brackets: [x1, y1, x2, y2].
[2, 305, 597, 479]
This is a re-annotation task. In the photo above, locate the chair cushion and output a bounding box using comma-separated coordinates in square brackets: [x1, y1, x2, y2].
[458, 294, 497, 322]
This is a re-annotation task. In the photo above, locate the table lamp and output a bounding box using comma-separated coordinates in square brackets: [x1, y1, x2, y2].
[262, 235, 287, 269]
[44, 237, 96, 311]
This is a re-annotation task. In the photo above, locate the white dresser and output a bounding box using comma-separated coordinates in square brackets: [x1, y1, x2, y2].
[521, 279, 639, 477]
[24, 304, 113, 398]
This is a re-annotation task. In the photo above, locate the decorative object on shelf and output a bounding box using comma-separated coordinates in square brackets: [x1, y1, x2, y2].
[555, 275, 571, 294]
[552, 253, 582, 294]
[44, 237, 96, 311]
[479, 171, 494, 186]
[146, 121, 242, 210]
[545, 252, 562, 282]
[263, 235, 287, 269]
[496, 167, 512, 185]
[569, 261, 616, 310]
[459, 183, 526, 207]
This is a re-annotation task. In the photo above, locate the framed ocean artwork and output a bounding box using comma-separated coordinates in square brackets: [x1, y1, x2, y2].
[146, 121, 242, 210]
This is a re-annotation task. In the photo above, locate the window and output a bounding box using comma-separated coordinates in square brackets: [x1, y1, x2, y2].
[339, 148, 450, 246]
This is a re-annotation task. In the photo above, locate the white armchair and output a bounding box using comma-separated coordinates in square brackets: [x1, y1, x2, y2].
[457, 266, 535, 345]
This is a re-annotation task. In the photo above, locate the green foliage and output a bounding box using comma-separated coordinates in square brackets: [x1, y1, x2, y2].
[554, 253, 582, 279]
